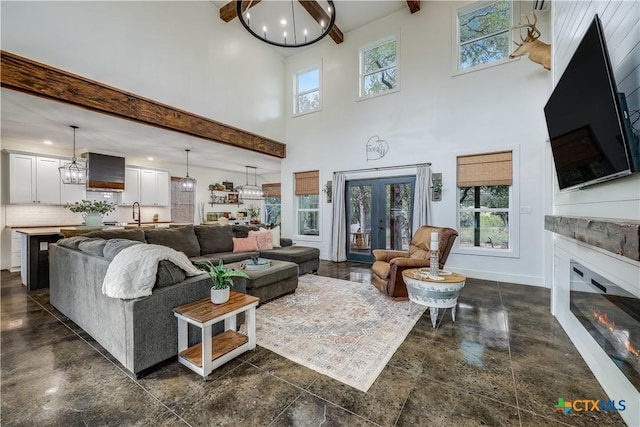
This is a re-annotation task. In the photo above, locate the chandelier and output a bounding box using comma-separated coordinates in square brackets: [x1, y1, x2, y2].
[237, 166, 264, 200]
[236, 0, 336, 48]
[180, 149, 196, 192]
[59, 125, 89, 185]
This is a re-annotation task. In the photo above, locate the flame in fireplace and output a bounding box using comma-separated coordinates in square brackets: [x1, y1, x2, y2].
[590, 306, 640, 357]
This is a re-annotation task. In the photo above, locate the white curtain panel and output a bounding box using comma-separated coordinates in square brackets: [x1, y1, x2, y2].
[330, 172, 347, 262]
[412, 165, 430, 232]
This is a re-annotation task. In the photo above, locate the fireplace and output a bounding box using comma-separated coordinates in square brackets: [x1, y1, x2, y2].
[569, 260, 640, 389]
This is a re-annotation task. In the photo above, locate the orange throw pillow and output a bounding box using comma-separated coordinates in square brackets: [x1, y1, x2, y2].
[232, 236, 259, 253]
[249, 230, 274, 250]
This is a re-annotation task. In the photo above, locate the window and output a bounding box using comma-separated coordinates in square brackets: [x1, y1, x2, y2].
[294, 67, 320, 115]
[360, 38, 398, 98]
[456, 0, 512, 71]
[295, 171, 319, 236]
[262, 183, 281, 225]
[457, 151, 512, 250]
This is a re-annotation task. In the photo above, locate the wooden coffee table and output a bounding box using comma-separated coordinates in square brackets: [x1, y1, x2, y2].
[173, 292, 259, 379]
[402, 269, 466, 328]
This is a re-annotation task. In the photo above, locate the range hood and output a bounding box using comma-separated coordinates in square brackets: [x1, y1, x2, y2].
[83, 153, 125, 192]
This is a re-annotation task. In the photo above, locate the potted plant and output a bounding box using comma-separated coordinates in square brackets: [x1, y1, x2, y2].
[68, 200, 117, 227]
[197, 260, 249, 304]
[246, 205, 261, 224]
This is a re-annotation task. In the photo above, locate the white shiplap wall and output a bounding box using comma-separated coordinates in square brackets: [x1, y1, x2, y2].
[551, 2, 640, 425]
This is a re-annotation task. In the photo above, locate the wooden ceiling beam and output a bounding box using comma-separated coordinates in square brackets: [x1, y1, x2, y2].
[219, 0, 261, 22]
[406, 1, 420, 14]
[297, 1, 344, 44]
[0, 51, 286, 158]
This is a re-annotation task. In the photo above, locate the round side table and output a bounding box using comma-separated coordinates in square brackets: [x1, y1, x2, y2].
[402, 269, 466, 328]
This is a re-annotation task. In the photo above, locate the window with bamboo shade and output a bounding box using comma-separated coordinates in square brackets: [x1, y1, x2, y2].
[262, 183, 281, 198]
[457, 151, 512, 187]
[295, 170, 319, 195]
[295, 170, 319, 236]
[263, 183, 281, 225]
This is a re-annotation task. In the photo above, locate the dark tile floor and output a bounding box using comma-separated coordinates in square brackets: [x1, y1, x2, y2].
[1, 262, 627, 426]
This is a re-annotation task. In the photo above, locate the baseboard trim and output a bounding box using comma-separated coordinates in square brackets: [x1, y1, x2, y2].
[445, 266, 546, 287]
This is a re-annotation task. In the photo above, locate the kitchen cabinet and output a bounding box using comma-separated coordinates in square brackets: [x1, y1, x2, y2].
[60, 159, 86, 204]
[140, 169, 169, 206]
[9, 153, 61, 204]
[121, 167, 141, 205]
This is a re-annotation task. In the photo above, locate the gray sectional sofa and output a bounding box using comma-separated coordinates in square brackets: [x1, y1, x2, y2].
[49, 224, 319, 377]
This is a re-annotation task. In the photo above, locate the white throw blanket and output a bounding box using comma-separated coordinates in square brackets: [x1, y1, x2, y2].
[102, 244, 205, 299]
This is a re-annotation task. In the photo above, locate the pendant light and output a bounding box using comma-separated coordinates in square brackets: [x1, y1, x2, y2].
[237, 166, 264, 200]
[180, 149, 196, 192]
[59, 125, 89, 185]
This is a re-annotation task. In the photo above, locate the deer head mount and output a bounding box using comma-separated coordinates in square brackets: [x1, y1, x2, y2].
[509, 13, 551, 70]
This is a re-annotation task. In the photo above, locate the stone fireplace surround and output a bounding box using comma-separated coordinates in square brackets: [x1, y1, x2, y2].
[546, 215, 640, 426]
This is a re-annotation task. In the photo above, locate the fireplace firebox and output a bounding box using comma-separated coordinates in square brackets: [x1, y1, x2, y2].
[569, 260, 640, 389]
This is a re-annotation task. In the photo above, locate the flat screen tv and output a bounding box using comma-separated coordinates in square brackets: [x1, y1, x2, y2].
[544, 15, 638, 191]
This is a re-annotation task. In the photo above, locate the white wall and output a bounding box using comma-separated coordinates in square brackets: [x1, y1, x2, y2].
[281, 1, 551, 286]
[0, 1, 285, 141]
[549, 2, 640, 424]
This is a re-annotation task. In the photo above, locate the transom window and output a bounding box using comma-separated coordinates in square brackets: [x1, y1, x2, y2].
[457, 0, 512, 71]
[294, 67, 320, 115]
[457, 151, 512, 250]
[360, 38, 398, 98]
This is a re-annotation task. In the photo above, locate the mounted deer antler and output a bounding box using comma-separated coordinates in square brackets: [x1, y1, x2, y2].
[509, 13, 551, 70]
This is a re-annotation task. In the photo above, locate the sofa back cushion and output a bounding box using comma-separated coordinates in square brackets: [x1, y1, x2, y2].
[83, 228, 147, 242]
[155, 260, 188, 288]
[194, 225, 234, 254]
[144, 226, 200, 257]
[78, 238, 107, 257]
[103, 239, 143, 261]
[232, 225, 260, 238]
[57, 236, 90, 250]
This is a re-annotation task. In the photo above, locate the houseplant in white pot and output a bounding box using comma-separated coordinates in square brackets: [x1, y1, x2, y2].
[197, 260, 249, 304]
[69, 200, 117, 226]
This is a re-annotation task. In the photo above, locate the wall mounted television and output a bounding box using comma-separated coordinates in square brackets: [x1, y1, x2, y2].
[544, 15, 639, 191]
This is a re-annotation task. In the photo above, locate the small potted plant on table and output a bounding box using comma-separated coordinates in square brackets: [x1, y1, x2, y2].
[197, 260, 249, 304]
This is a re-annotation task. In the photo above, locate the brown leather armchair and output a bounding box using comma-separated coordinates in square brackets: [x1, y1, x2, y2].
[371, 225, 458, 299]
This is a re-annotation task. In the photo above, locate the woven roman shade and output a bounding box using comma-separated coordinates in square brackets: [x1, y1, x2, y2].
[457, 151, 512, 187]
[295, 170, 319, 195]
[262, 183, 281, 197]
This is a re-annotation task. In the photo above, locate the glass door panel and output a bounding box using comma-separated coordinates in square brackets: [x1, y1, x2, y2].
[346, 176, 415, 263]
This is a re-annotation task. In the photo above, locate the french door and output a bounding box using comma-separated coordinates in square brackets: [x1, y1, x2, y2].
[346, 176, 415, 263]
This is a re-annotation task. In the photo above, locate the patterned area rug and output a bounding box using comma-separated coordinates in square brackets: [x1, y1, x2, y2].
[252, 275, 425, 392]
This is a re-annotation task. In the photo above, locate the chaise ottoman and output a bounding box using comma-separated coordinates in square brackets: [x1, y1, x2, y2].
[225, 259, 299, 304]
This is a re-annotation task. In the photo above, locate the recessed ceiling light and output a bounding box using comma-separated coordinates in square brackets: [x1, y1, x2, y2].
[148, 157, 154, 161]
[43, 140, 52, 145]
[280, 18, 287, 26]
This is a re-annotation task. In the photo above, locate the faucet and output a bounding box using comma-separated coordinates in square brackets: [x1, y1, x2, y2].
[132, 202, 141, 227]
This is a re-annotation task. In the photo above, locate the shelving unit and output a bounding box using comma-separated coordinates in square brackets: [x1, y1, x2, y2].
[209, 189, 242, 206]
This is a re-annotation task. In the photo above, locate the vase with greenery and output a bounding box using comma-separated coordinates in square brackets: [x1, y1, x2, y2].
[246, 205, 261, 224]
[197, 260, 249, 304]
[69, 200, 117, 227]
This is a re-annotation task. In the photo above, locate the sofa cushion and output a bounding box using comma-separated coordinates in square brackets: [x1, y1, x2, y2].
[78, 238, 107, 257]
[190, 251, 260, 265]
[232, 236, 259, 253]
[249, 230, 273, 250]
[194, 225, 234, 254]
[57, 236, 90, 250]
[232, 225, 260, 238]
[103, 239, 143, 261]
[260, 226, 281, 248]
[145, 226, 200, 257]
[260, 246, 320, 264]
[155, 260, 188, 289]
[83, 228, 146, 242]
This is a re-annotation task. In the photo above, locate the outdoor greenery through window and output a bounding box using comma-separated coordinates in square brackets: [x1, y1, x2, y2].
[459, 186, 510, 249]
[457, 0, 512, 71]
[297, 195, 319, 236]
[264, 196, 281, 225]
[294, 67, 320, 114]
[360, 38, 397, 97]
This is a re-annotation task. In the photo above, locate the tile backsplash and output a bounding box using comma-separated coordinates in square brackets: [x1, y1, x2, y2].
[4, 204, 171, 227]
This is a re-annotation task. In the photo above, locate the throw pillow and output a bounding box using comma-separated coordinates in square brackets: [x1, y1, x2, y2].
[249, 230, 273, 250]
[232, 236, 259, 253]
[78, 238, 107, 257]
[261, 225, 281, 248]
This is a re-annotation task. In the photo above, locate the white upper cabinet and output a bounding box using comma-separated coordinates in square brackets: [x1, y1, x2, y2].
[140, 169, 169, 206]
[9, 153, 61, 204]
[122, 167, 141, 205]
[60, 159, 86, 204]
